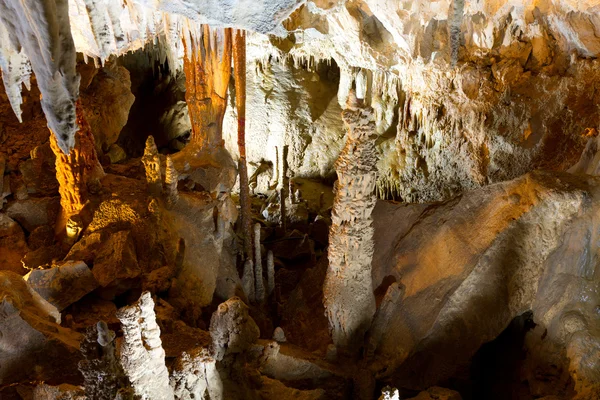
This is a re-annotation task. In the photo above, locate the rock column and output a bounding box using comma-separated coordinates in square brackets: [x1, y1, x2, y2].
[116, 292, 173, 400]
[324, 91, 378, 353]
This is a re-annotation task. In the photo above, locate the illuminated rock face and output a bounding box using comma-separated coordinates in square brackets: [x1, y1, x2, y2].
[324, 94, 378, 352]
[49, 101, 104, 225]
[370, 171, 600, 397]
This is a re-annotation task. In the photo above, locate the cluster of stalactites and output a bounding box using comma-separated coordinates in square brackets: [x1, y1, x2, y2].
[0, 0, 80, 154]
[182, 25, 232, 149]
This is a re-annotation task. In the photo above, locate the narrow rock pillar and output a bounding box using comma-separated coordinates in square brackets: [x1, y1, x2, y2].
[323, 91, 378, 353]
[233, 29, 253, 261]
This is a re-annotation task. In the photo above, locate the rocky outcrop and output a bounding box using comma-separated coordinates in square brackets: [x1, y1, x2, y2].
[209, 297, 260, 361]
[369, 171, 600, 398]
[79, 65, 135, 154]
[25, 260, 98, 311]
[324, 92, 378, 352]
[0, 271, 82, 384]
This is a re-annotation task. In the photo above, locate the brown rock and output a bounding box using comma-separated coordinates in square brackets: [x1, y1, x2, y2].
[80, 66, 135, 153]
[27, 224, 55, 250]
[0, 213, 28, 274]
[407, 387, 462, 400]
[21, 244, 66, 270]
[5, 197, 60, 232]
[18, 142, 59, 196]
[0, 271, 83, 384]
[92, 230, 140, 287]
[25, 260, 99, 311]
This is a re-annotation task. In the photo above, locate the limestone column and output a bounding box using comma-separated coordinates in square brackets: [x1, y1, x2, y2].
[233, 29, 253, 261]
[323, 91, 378, 353]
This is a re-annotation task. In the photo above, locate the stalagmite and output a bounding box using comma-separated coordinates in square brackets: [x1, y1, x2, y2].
[142, 135, 162, 196]
[209, 297, 260, 361]
[183, 26, 232, 149]
[253, 223, 265, 303]
[324, 90, 378, 353]
[280, 145, 290, 231]
[242, 259, 255, 303]
[164, 155, 179, 208]
[233, 29, 253, 261]
[267, 250, 275, 296]
[116, 292, 173, 400]
[50, 101, 104, 230]
[78, 321, 131, 399]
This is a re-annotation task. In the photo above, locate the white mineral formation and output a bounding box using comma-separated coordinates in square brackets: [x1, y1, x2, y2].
[267, 250, 275, 296]
[253, 222, 265, 303]
[0, 0, 80, 153]
[324, 91, 378, 352]
[242, 259, 255, 303]
[170, 348, 223, 400]
[116, 291, 173, 400]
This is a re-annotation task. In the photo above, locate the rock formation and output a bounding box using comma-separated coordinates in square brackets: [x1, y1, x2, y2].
[116, 291, 173, 399]
[78, 321, 131, 399]
[1, 1, 600, 399]
[50, 101, 104, 230]
[324, 91, 378, 352]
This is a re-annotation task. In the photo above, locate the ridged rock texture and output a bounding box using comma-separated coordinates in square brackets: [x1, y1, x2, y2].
[116, 291, 173, 400]
[49, 101, 104, 227]
[369, 170, 600, 398]
[324, 93, 378, 352]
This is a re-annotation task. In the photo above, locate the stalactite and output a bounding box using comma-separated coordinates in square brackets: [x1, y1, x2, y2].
[233, 29, 253, 261]
[254, 223, 265, 304]
[0, 0, 79, 154]
[267, 250, 275, 297]
[182, 26, 232, 149]
[242, 259, 255, 304]
[273, 146, 280, 189]
[449, 0, 465, 66]
[50, 101, 104, 231]
[324, 90, 378, 353]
